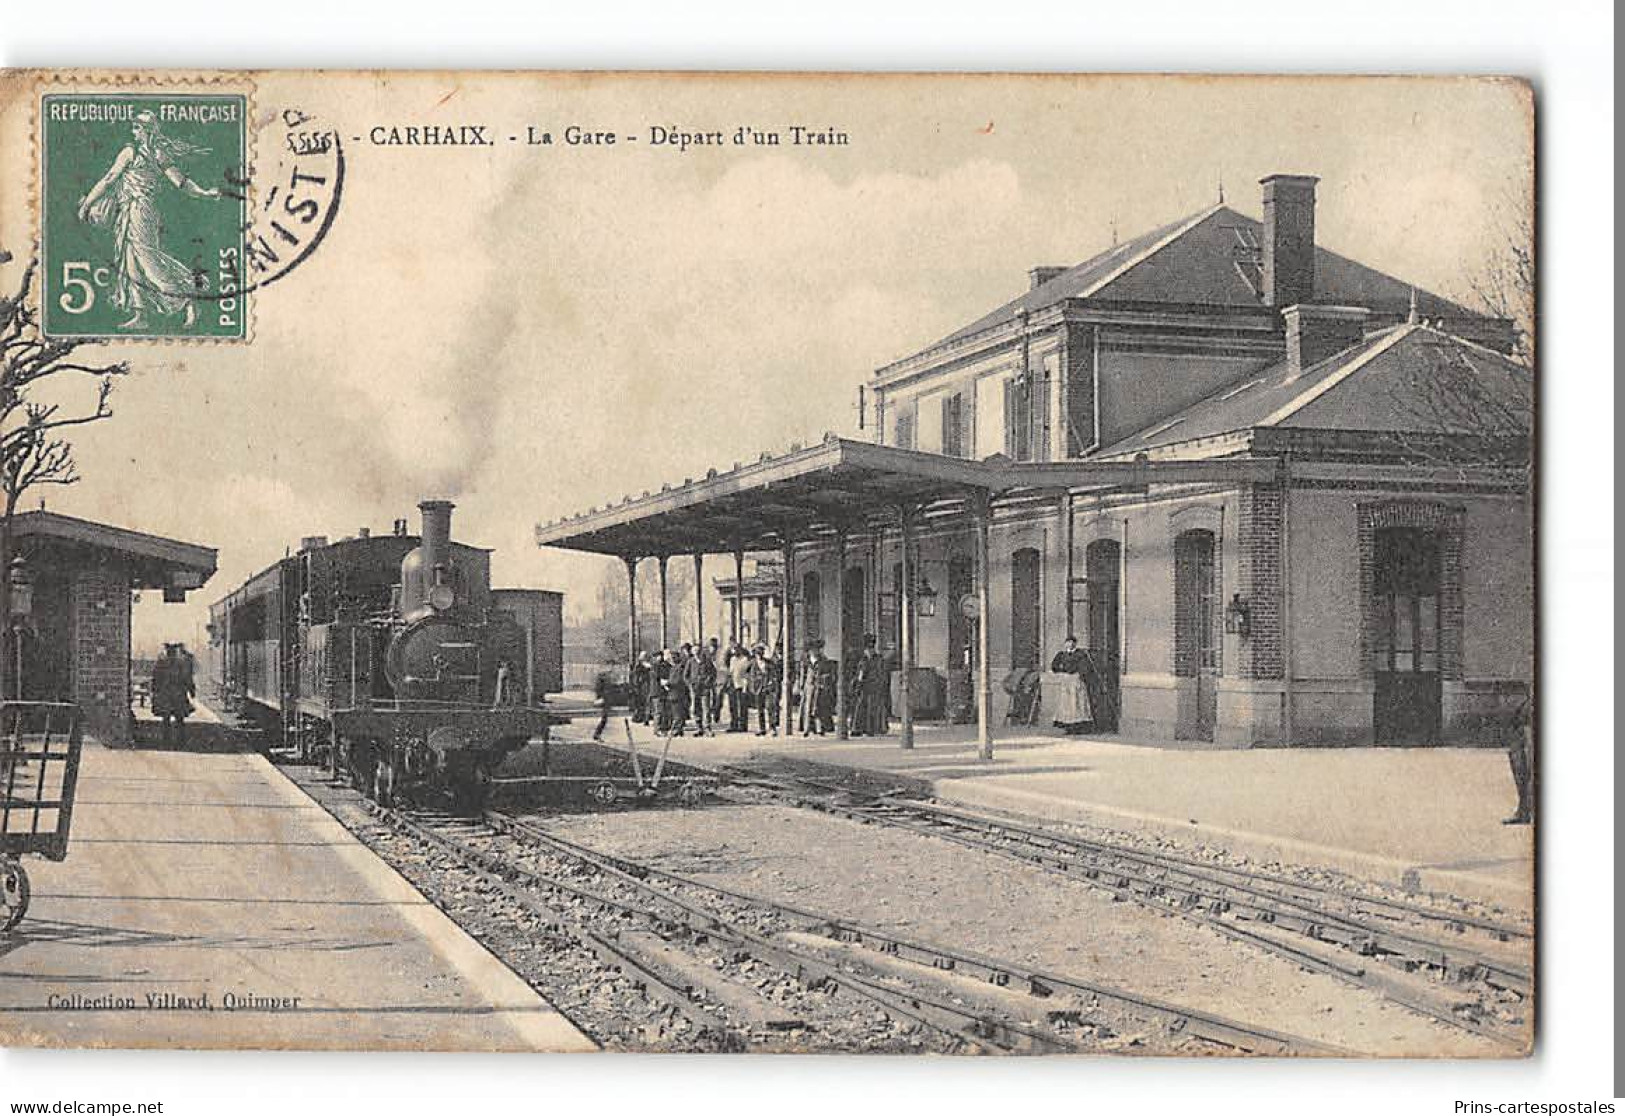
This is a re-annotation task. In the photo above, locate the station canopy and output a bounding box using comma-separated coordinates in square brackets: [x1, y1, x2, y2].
[14, 509, 218, 599]
[534, 435, 1279, 557]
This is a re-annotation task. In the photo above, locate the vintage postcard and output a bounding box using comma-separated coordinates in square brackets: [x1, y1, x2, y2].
[0, 70, 1534, 1056]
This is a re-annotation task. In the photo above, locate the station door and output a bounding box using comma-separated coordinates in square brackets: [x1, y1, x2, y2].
[1174, 530, 1218, 741]
[1085, 539, 1121, 730]
[1372, 527, 1443, 744]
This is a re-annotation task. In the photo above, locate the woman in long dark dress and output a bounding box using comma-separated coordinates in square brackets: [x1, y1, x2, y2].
[850, 634, 889, 736]
[1049, 637, 1093, 734]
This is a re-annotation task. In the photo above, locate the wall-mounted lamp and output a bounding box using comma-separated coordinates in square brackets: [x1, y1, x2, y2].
[1223, 593, 1250, 638]
[916, 575, 938, 617]
[9, 555, 32, 619]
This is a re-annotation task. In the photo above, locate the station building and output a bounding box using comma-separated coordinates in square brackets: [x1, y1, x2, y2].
[7, 510, 217, 745]
[537, 175, 1532, 749]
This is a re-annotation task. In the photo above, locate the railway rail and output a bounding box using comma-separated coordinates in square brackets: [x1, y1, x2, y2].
[480, 808, 1349, 1056]
[703, 758, 1531, 1050]
[360, 793, 1346, 1055]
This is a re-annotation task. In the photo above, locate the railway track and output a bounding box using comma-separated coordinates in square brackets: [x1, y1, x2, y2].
[706, 759, 1531, 1050]
[480, 807, 1350, 1056]
[361, 794, 1347, 1055]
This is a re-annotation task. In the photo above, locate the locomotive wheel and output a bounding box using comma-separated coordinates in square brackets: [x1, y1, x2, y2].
[347, 741, 370, 794]
[0, 856, 30, 933]
[372, 750, 398, 807]
[450, 763, 493, 816]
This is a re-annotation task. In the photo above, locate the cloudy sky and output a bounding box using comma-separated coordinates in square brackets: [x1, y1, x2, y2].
[0, 72, 1531, 653]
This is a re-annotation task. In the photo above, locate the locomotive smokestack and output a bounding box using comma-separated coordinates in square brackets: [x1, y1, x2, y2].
[419, 500, 454, 579]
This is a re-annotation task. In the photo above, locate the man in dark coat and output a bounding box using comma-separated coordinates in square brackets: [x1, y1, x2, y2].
[649, 650, 673, 732]
[748, 644, 781, 736]
[683, 642, 716, 736]
[661, 648, 691, 737]
[150, 643, 195, 747]
[628, 652, 652, 724]
[803, 642, 837, 736]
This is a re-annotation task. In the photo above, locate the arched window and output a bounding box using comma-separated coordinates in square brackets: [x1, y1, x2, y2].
[1173, 530, 1218, 678]
[1084, 539, 1121, 667]
[1010, 547, 1042, 670]
[1173, 529, 1218, 741]
[801, 570, 822, 648]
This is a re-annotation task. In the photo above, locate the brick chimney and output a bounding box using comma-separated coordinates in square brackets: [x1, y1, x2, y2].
[1283, 304, 1370, 377]
[1028, 265, 1068, 290]
[1260, 174, 1318, 308]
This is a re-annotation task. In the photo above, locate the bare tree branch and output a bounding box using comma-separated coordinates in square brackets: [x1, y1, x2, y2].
[0, 253, 130, 697]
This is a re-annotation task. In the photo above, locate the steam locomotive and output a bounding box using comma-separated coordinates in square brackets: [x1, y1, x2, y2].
[208, 500, 564, 811]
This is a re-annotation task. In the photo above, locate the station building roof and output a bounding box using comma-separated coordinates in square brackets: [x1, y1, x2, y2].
[534, 436, 1277, 558]
[1096, 323, 1533, 461]
[14, 509, 218, 595]
[926, 204, 1486, 351]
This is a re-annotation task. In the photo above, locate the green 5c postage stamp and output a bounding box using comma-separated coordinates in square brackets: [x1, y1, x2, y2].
[40, 91, 248, 340]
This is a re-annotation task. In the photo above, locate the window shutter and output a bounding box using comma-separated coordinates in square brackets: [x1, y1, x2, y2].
[1003, 378, 1019, 458]
[894, 402, 916, 451]
[1031, 370, 1050, 462]
[941, 393, 966, 458]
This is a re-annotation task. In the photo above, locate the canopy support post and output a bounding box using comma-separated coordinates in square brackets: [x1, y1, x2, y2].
[692, 553, 705, 649]
[835, 525, 849, 740]
[974, 492, 995, 761]
[899, 505, 916, 751]
[624, 556, 641, 669]
[1063, 490, 1077, 638]
[733, 544, 746, 646]
[657, 555, 670, 649]
[779, 531, 796, 737]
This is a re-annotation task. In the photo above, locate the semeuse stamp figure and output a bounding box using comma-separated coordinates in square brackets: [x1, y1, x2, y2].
[76, 111, 224, 330]
[41, 92, 248, 340]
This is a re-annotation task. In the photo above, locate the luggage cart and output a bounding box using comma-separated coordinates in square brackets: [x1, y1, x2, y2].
[577, 720, 711, 808]
[0, 703, 85, 932]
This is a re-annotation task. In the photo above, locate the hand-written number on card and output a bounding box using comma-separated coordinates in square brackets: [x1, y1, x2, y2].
[58, 262, 112, 314]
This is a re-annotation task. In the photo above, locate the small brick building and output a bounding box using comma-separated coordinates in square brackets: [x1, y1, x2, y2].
[11, 511, 217, 745]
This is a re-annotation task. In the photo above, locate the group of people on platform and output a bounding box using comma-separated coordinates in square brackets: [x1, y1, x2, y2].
[599, 630, 1118, 741]
[610, 633, 894, 740]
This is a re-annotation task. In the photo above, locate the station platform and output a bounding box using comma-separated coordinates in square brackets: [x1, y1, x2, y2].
[582, 710, 1534, 914]
[0, 735, 597, 1052]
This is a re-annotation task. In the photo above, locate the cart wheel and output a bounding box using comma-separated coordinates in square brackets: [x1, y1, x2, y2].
[678, 780, 704, 809]
[0, 857, 29, 933]
[589, 781, 619, 806]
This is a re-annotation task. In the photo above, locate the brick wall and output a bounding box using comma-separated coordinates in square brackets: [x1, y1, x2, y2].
[1238, 484, 1284, 680]
[71, 564, 132, 745]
